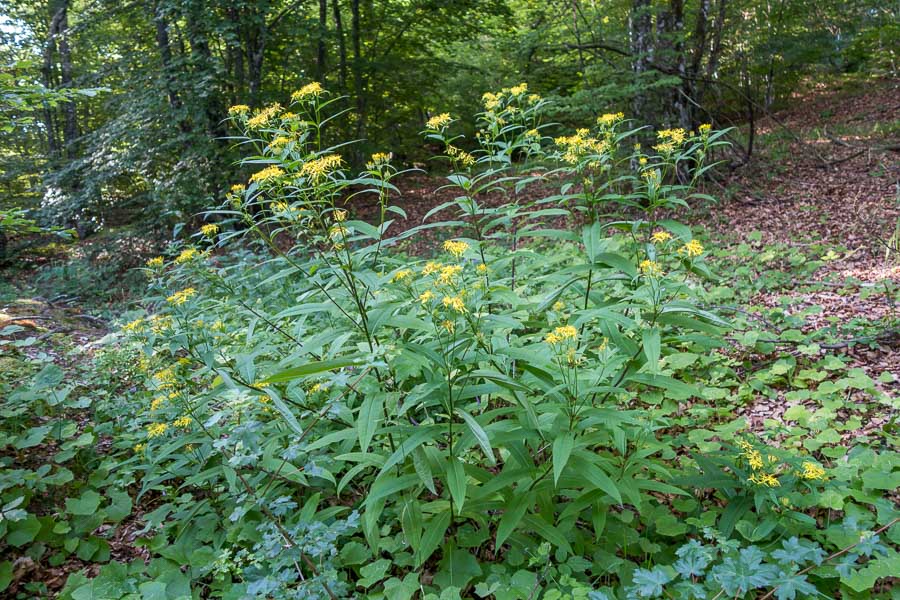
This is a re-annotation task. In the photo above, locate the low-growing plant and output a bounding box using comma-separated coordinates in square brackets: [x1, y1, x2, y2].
[55, 84, 898, 599]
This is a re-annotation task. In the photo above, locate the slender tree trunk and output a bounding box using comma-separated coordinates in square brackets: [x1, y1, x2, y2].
[629, 0, 652, 124]
[42, 4, 65, 158]
[332, 0, 347, 90]
[351, 0, 365, 144]
[317, 0, 327, 81]
[153, 3, 182, 112]
[56, 0, 77, 159]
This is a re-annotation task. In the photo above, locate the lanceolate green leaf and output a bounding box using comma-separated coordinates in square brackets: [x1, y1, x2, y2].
[455, 408, 495, 465]
[446, 456, 467, 513]
[263, 356, 366, 383]
[552, 432, 575, 487]
[357, 393, 383, 453]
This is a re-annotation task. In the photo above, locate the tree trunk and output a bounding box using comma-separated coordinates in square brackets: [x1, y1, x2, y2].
[56, 0, 78, 159]
[629, 0, 652, 124]
[351, 0, 365, 144]
[317, 0, 328, 81]
[332, 0, 348, 91]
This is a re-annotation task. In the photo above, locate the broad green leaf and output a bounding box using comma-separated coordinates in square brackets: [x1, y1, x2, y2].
[455, 408, 495, 465]
[358, 393, 383, 453]
[264, 356, 364, 383]
[446, 456, 467, 513]
[552, 433, 575, 487]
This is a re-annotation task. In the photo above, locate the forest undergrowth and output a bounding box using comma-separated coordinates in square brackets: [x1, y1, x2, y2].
[0, 79, 897, 600]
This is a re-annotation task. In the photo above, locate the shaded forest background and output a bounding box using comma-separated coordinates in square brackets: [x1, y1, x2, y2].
[1, 0, 897, 237]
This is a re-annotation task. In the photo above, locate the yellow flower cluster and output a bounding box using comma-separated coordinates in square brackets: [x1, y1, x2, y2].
[122, 318, 145, 333]
[426, 113, 452, 130]
[596, 112, 624, 126]
[476, 263, 488, 274]
[651, 231, 672, 243]
[247, 103, 282, 129]
[291, 82, 324, 102]
[230, 183, 246, 194]
[174, 247, 199, 264]
[639, 260, 663, 277]
[419, 290, 435, 304]
[147, 256, 165, 268]
[442, 295, 466, 313]
[699, 123, 712, 135]
[166, 287, 197, 306]
[555, 129, 608, 164]
[249, 166, 285, 184]
[653, 128, 687, 153]
[150, 395, 166, 411]
[422, 261, 442, 276]
[300, 154, 342, 181]
[367, 152, 393, 170]
[441, 320, 455, 333]
[446, 145, 476, 168]
[679, 239, 704, 257]
[545, 325, 578, 344]
[437, 264, 463, 286]
[147, 423, 169, 438]
[800, 461, 827, 481]
[228, 104, 250, 116]
[334, 209, 348, 222]
[737, 439, 781, 487]
[391, 269, 412, 283]
[200, 223, 219, 237]
[173, 416, 192, 428]
[508, 83, 528, 96]
[552, 301, 565, 312]
[268, 136, 292, 150]
[443, 239, 469, 258]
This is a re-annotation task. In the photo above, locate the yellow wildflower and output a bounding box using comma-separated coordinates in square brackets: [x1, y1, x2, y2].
[334, 209, 348, 222]
[639, 260, 663, 277]
[367, 152, 393, 170]
[200, 223, 219, 237]
[422, 261, 442, 276]
[249, 166, 285, 184]
[552, 301, 565, 312]
[446, 145, 476, 168]
[799, 462, 827, 481]
[174, 247, 199, 264]
[299, 154, 342, 181]
[699, 123, 712, 135]
[545, 325, 578, 344]
[228, 104, 250, 116]
[122, 318, 145, 333]
[679, 239, 704, 257]
[268, 136, 292, 150]
[441, 320, 455, 334]
[639, 157, 648, 165]
[651, 231, 672, 243]
[657, 128, 687, 145]
[291, 82, 324, 102]
[508, 83, 528, 96]
[146, 256, 164, 269]
[173, 416, 192, 428]
[419, 290, 435, 304]
[166, 288, 197, 306]
[476, 263, 488, 274]
[391, 269, 413, 283]
[746, 450, 764, 470]
[442, 295, 466, 313]
[146, 423, 168, 438]
[749, 473, 780, 487]
[437, 264, 463, 285]
[150, 396, 165, 411]
[443, 239, 469, 258]
[246, 104, 282, 129]
[133, 443, 145, 453]
[596, 112, 624, 127]
[426, 113, 452, 130]
[482, 92, 501, 111]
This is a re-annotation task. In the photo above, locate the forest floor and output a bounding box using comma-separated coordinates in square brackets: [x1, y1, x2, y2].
[1, 76, 898, 595]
